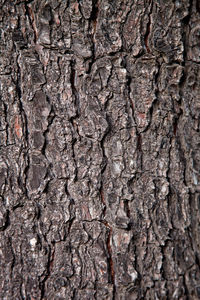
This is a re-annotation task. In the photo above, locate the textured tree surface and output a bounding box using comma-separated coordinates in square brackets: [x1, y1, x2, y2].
[0, 0, 200, 299]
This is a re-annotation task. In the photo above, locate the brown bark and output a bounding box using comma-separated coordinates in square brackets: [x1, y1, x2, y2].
[0, 0, 200, 299]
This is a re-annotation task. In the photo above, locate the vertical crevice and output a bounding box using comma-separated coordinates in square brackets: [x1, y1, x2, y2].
[70, 59, 80, 117]
[91, 0, 99, 36]
[87, 0, 99, 73]
[103, 221, 115, 298]
[144, 1, 153, 53]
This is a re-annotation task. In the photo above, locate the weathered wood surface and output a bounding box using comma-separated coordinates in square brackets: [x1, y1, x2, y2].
[0, 0, 200, 299]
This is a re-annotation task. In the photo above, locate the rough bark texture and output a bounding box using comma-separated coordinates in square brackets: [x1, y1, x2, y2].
[0, 0, 200, 299]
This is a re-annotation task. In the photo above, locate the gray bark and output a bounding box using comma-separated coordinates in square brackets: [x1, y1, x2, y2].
[0, 0, 200, 299]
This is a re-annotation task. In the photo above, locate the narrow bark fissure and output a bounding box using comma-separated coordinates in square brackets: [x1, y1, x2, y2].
[69, 60, 80, 182]
[16, 54, 30, 197]
[23, 154, 30, 199]
[103, 221, 116, 298]
[144, 1, 153, 53]
[15, 57, 29, 147]
[4, 102, 10, 146]
[41, 108, 55, 159]
[99, 120, 110, 218]
[91, 0, 99, 37]
[124, 200, 130, 219]
[159, 243, 168, 283]
[86, 0, 99, 74]
[70, 60, 79, 117]
[99, 114, 116, 296]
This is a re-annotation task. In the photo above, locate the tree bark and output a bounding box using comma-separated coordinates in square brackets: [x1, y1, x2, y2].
[0, 0, 200, 299]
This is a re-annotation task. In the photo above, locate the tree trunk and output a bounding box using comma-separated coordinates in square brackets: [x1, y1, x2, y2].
[0, 0, 200, 299]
